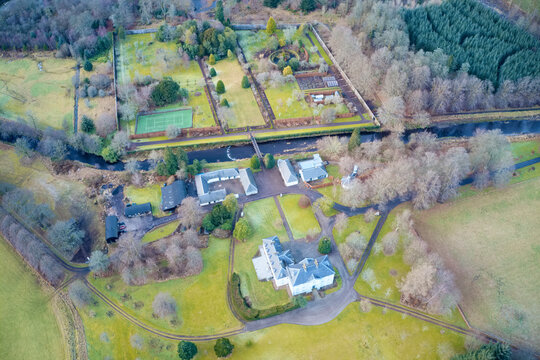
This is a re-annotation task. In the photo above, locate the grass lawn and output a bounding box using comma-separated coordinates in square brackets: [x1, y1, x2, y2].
[414, 177, 540, 345]
[135, 134, 249, 151]
[79, 297, 182, 360]
[91, 236, 242, 335]
[0, 237, 66, 360]
[305, 29, 333, 65]
[210, 58, 265, 128]
[333, 214, 379, 245]
[511, 139, 539, 162]
[231, 303, 465, 359]
[0, 147, 105, 248]
[204, 158, 251, 172]
[141, 220, 180, 244]
[235, 198, 291, 309]
[512, 0, 540, 13]
[0, 55, 75, 129]
[278, 194, 321, 239]
[265, 82, 313, 119]
[124, 184, 165, 217]
[81, 300, 467, 359]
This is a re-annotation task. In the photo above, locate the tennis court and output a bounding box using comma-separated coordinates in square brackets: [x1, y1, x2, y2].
[136, 108, 193, 134]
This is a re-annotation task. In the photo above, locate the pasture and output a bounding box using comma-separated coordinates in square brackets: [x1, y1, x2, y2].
[210, 58, 265, 128]
[235, 198, 291, 309]
[0, 55, 75, 129]
[90, 236, 242, 335]
[0, 237, 66, 360]
[414, 177, 540, 347]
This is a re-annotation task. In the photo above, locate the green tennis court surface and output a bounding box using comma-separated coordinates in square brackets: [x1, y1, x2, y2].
[136, 108, 193, 134]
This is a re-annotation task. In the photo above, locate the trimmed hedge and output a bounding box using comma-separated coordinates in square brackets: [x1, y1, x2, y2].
[230, 273, 298, 320]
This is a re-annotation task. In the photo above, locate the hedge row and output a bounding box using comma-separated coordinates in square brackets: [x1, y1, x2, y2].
[230, 273, 298, 321]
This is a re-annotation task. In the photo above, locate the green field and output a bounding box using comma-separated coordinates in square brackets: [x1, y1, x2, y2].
[278, 194, 321, 239]
[136, 108, 193, 134]
[0, 237, 66, 359]
[511, 139, 540, 162]
[81, 298, 467, 359]
[91, 236, 242, 335]
[510, 0, 540, 13]
[235, 198, 291, 309]
[0, 55, 75, 129]
[211, 58, 265, 128]
[333, 213, 379, 245]
[117, 33, 214, 129]
[141, 220, 180, 244]
[415, 177, 540, 346]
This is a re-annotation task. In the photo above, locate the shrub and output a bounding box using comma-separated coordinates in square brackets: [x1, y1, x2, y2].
[83, 60, 93, 71]
[210, 67, 217, 77]
[277, 59, 286, 71]
[250, 155, 260, 170]
[216, 80, 225, 94]
[348, 128, 362, 151]
[101, 146, 119, 163]
[233, 218, 252, 241]
[266, 16, 277, 35]
[152, 292, 177, 319]
[87, 85, 98, 98]
[220, 98, 229, 107]
[81, 116, 95, 133]
[298, 195, 311, 208]
[318, 237, 332, 254]
[208, 54, 216, 65]
[214, 338, 234, 358]
[264, 153, 275, 169]
[178, 341, 198, 360]
[151, 78, 181, 106]
[241, 75, 250, 88]
[282, 65, 293, 76]
[227, 49, 234, 59]
[289, 57, 300, 71]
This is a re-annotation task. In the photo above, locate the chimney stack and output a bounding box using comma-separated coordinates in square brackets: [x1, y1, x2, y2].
[303, 263, 307, 271]
[315, 259, 318, 268]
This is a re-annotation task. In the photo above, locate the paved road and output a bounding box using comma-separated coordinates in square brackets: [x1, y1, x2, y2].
[273, 196, 295, 241]
[73, 64, 80, 133]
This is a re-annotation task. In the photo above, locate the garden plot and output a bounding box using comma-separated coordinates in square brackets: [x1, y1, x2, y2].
[117, 33, 214, 129]
[79, 54, 116, 134]
[0, 55, 75, 129]
[210, 58, 265, 129]
[415, 178, 540, 347]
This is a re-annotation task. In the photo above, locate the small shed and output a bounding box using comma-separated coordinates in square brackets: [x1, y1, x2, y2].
[161, 180, 187, 212]
[239, 168, 258, 196]
[124, 202, 152, 217]
[105, 215, 119, 243]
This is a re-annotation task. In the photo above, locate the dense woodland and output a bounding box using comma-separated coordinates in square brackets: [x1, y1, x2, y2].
[328, 0, 540, 131]
[403, 0, 540, 86]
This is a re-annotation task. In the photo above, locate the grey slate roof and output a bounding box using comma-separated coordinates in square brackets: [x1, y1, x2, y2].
[287, 256, 335, 286]
[124, 202, 152, 217]
[239, 168, 258, 195]
[195, 168, 240, 205]
[105, 215, 119, 242]
[161, 180, 187, 211]
[263, 236, 294, 281]
[198, 188, 227, 205]
[278, 159, 298, 185]
[298, 154, 328, 182]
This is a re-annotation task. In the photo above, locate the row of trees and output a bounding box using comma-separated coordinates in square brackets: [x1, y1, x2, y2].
[317, 129, 514, 211]
[0, 208, 64, 286]
[329, 1, 540, 131]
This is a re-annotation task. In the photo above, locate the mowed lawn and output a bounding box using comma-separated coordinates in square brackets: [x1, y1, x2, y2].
[278, 194, 321, 239]
[0, 237, 66, 359]
[414, 177, 540, 346]
[210, 58, 265, 128]
[91, 236, 242, 335]
[141, 220, 180, 244]
[0, 56, 75, 129]
[235, 198, 290, 309]
[333, 213, 379, 245]
[265, 82, 313, 119]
